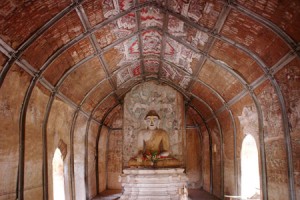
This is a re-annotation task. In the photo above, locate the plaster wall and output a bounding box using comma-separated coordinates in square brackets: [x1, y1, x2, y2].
[256, 82, 290, 199]
[87, 121, 99, 199]
[24, 84, 50, 200]
[73, 113, 88, 200]
[208, 120, 222, 198]
[200, 126, 211, 192]
[107, 130, 123, 189]
[0, 67, 31, 200]
[232, 95, 260, 198]
[186, 128, 202, 189]
[275, 59, 300, 200]
[218, 111, 235, 196]
[104, 106, 123, 189]
[47, 97, 75, 200]
[0, 65, 91, 200]
[98, 126, 108, 192]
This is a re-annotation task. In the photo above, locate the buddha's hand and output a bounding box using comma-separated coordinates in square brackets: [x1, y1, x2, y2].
[159, 151, 169, 157]
[136, 153, 143, 163]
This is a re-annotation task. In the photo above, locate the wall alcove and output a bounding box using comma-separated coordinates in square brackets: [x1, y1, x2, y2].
[241, 135, 260, 199]
[53, 148, 65, 200]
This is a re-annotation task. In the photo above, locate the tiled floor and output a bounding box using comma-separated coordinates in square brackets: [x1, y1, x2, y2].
[92, 189, 220, 200]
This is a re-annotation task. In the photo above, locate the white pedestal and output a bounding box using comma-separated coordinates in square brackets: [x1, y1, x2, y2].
[119, 168, 188, 200]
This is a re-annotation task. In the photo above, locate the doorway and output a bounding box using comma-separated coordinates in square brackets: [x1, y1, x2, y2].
[52, 148, 65, 200]
[241, 135, 260, 199]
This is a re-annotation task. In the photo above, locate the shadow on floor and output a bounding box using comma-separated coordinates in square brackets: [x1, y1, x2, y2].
[92, 189, 220, 200]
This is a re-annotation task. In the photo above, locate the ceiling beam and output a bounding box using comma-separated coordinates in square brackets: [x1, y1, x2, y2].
[1, 1, 295, 132]
[0, 1, 154, 87]
[187, 2, 232, 92]
[205, 49, 296, 122]
[135, 0, 146, 81]
[166, 32, 249, 86]
[0, 1, 81, 88]
[0, 38, 100, 124]
[75, 4, 120, 103]
[230, 2, 298, 52]
[158, 1, 170, 80]
[1, 1, 295, 199]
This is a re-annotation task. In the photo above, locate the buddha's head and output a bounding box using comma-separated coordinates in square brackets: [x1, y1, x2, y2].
[144, 110, 160, 130]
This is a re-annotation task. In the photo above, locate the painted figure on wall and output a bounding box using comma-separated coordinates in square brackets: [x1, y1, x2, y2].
[128, 110, 181, 168]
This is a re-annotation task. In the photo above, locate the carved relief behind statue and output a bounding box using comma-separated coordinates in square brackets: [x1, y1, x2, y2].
[123, 81, 185, 167]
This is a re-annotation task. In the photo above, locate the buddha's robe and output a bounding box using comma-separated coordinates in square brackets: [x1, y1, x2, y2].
[128, 128, 181, 168]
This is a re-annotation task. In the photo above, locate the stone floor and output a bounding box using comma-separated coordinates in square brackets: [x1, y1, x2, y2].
[92, 189, 220, 200]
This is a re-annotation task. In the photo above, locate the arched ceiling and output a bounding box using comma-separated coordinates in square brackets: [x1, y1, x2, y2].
[0, 0, 300, 124]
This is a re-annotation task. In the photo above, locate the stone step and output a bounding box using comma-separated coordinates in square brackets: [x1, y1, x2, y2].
[124, 188, 181, 194]
[119, 176, 188, 184]
[123, 168, 185, 175]
[120, 194, 180, 200]
[123, 189, 178, 194]
[123, 183, 185, 188]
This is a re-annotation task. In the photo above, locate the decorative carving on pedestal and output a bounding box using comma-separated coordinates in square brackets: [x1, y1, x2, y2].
[119, 168, 189, 200]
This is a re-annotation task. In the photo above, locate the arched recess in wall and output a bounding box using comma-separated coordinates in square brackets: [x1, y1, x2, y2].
[52, 140, 67, 200]
[241, 135, 260, 199]
[52, 148, 65, 200]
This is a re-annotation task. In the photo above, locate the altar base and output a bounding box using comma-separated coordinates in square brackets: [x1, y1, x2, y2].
[118, 168, 188, 200]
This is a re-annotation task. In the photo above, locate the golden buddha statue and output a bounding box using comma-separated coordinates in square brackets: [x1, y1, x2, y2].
[128, 110, 181, 168]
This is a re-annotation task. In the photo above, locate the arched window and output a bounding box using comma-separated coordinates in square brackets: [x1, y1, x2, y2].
[53, 148, 65, 200]
[241, 135, 260, 199]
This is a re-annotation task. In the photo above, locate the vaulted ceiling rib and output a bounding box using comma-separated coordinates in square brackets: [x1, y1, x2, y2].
[1, 2, 299, 199]
[1, 0, 298, 137]
[1, 1, 299, 126]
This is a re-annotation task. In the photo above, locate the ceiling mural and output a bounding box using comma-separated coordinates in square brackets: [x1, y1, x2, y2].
[113, 36, 140, 68]
[0, 0, 299, 152]
[162, 63, 191, 89]
[95, 13, 136, 48]
[165, 37, 201, 74]
[168, 16, 209, 50]
[169, 0, 214, 22]
[140, 6, 164, 28]
[0, 1, 299, 198]
[116, 61, 141, 86]
[102, 0, 134, 18]
[142, 30, 162, 55]
[116, 12, 137, 31]
[144, 58, 160, 74]
[139, 0, 165, 5]
[168, 15, 185, 37]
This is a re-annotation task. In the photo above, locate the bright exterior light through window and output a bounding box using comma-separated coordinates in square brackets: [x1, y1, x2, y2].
[53, 148, 65, 200]
[241, 135, 260, 199]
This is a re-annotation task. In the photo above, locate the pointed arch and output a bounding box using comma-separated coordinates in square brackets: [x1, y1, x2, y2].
[241, 135, 260, 199]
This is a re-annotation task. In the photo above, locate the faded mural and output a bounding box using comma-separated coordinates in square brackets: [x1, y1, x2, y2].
[98, 1, 210, 89]
[238, 105, 259, 138]
[123, 81, 185, 167]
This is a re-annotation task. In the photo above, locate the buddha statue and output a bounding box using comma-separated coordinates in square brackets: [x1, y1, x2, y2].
[128, 110, 181, 168]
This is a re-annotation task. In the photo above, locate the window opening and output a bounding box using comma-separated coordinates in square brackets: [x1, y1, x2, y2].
[241, 135, 260, 199]
[53, 148, 65, 200]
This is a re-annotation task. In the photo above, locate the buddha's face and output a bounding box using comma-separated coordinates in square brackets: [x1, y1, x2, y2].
[145, 115, 159, 130]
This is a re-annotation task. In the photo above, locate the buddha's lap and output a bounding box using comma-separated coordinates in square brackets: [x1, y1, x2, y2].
[128, 157, 181, 167]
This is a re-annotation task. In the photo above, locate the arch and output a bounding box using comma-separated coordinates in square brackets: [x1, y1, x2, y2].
[241, 135, 260, 199]
[0, 1, 294, 198]
[52, 148, 66, 200]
